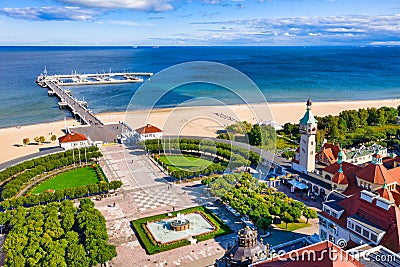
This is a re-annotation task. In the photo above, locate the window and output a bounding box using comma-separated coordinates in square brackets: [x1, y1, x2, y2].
[348, 221, 354, 229]
[371, 233, 378, 242]
[320, 218, 327, 227]
[355, 225, 361, 234]
[332, 212, 338, 218]
[363, 229, 369, 238]
[329, 235, 335, 243]
[320, 230, 327, 240]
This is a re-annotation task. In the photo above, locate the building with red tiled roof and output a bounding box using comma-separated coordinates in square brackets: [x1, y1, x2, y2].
[134, 124, 163, 141]
[316, 143, 340, 166]
[319, 189, 400, 253]
[252, 241, 364, 267]
[58, 132, 91, 150]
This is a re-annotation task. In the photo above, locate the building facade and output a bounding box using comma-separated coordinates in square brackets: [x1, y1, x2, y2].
[292, 99, 317, 174]
[58, 132, 91, 150]
[134, 124, 163, 141]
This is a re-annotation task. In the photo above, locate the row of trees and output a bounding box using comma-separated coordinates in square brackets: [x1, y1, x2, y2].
[143, 139, 262, 178]
[155, 157, 227, 179]
[143, 138, 261, 166]
[1, 147, 103, 199]
[218, 122, 276, 150]
[0, 146, 101, 183]
[0, 180, 123, 210]
[205, 173, 317, 231]
[22, 135, 57, 146]
[0, 199, 116, 267]
[280, 106, 400, 148]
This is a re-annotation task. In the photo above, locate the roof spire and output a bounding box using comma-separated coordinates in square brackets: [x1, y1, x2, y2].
[306, 98, 312, 109]
[372, 145, 383, 165]
[337, 144, 344, 165]
[383, 180, 388, 190]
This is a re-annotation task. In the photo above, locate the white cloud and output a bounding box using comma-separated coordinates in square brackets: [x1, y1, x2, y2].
[0, 6, 99, 21]
[101, 20, 140, 26]
[184, 14, 400, 45]
[56, 0, 173, 12]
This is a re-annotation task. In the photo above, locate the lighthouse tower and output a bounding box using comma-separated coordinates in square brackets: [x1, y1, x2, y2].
[292, 99, 318, 173]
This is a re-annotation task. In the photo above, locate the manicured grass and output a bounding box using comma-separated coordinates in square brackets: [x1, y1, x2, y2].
[275, 221, 311, 231]
[158, 155, 215, 172]
[131, 206, 232, 255]
[32, 166, 100, 194]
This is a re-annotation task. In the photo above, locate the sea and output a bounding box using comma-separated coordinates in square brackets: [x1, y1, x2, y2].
[0, 46, 400, 128]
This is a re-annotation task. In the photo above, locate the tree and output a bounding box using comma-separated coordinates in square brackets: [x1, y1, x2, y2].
[50, 135, 57, 142]
[39, 136, 46, 144]
[256, 217, 272, 234]
[66, 244, 89, 267]
[280, 211, 294, 229]
[23, 138, 30, 146]
[248, 124, 262, 147]
[303, 207, 318, 223]
[287, 206, 302, 221]
[34, 136, 40, 144]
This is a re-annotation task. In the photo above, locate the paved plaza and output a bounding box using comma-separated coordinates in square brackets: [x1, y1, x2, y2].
[94, 144, 320, 267]
[95, 144, 231, 267]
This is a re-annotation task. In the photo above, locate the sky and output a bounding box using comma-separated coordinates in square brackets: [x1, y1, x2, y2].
[0, 0, 400, 46]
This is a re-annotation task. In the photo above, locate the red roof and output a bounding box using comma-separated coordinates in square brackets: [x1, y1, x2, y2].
[253, 241, 363, 267]
[325, 162, 362, 195]
[324, 162, 362, 176]
[356, 164, 396, 185]
[135, 124, 162, 134]
[317, 143, 340, 164]
[332, 171, 349, 185]
[58, 132, 88, 143]
[322, 191, 400, 253]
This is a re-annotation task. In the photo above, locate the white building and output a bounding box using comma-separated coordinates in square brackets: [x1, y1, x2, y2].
[58, 132, 91, 150]
[258, 120, 283, 131]
[134, 124, 163, 141]
[292, 99, 317, 173]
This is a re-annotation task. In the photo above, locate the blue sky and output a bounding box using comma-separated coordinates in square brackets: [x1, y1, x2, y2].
[0, 0, 400, 45]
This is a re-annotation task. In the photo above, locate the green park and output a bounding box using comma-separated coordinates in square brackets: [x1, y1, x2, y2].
[31, 165, 101, 194]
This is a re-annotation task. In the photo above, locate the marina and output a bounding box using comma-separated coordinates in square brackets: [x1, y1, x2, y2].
[36, 68, 152, 126]
[35, 68, 149, 143]
[37, 68, 153, 87]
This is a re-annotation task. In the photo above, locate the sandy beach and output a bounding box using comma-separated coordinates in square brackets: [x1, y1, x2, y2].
[1, 99, 399, 164]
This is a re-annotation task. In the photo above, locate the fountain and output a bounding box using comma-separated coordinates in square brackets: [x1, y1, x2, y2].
[170, 212, 190, 231]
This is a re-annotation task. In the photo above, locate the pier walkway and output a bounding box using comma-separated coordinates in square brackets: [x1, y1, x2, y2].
[38, 71, 153, 86]
[46, 81, 102, 125]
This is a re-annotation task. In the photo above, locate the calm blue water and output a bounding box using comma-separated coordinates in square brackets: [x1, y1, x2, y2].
[0, 46, 399, 128]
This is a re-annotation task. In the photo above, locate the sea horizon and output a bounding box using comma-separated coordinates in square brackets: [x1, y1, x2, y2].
[1, 46, 400, 128]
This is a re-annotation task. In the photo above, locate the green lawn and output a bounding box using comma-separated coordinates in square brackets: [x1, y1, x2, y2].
[158, 155, 214, 171]
[32, 166, 100, 194]
[275, 221, 311, 231]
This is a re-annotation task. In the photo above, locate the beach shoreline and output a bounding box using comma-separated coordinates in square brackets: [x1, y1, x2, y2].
[1, 98, 399, 164]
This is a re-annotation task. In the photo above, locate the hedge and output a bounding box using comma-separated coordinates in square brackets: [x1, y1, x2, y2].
[0, 147, 102, 199]
[131, 206, 232, 255]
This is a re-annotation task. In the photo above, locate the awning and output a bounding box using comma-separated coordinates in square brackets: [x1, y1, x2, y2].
[288, 179, 308, 190]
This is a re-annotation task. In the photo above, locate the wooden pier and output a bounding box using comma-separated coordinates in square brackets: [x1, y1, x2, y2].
[45, 81, 102, 125]
[37, 68, 148, 142]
